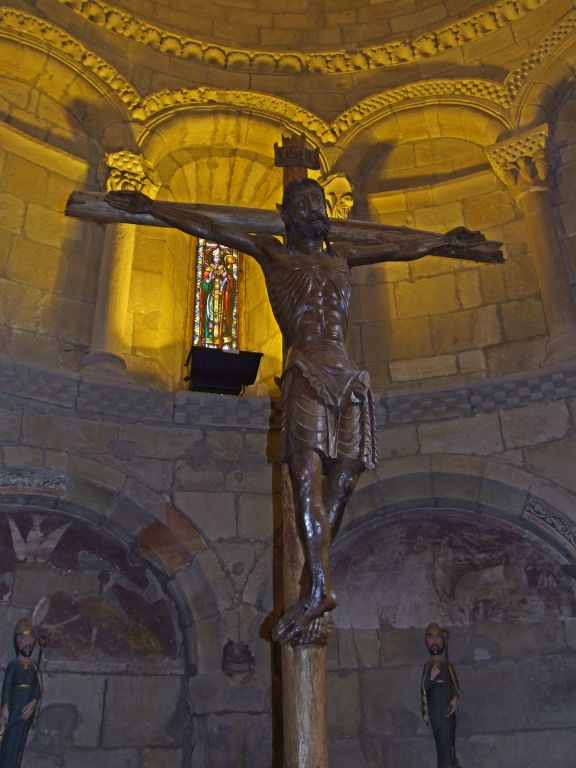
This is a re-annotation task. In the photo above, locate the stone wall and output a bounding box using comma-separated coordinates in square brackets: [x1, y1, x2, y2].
[1, 356, 576, 766]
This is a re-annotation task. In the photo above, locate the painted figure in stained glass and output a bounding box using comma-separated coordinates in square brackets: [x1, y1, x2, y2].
[195, 240, 238, 349]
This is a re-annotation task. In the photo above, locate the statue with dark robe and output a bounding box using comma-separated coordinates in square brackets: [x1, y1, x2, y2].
[421, 622, 461, 768]
[0, 619, 42, 768]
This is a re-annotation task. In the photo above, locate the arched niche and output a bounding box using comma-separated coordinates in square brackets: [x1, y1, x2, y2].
[332, 507, 576, 630]
[132, 110, 298, 392]
[325, 497, 576, 768]
[0, 504, 191, 764]
[0, 32, 137, 158]
[332, 102, 540, 386]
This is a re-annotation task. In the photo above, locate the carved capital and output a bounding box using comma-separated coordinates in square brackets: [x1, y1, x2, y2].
[104, 151, 160, 194]
[319, 173, 354, 220]
[486, 124, 550, 200]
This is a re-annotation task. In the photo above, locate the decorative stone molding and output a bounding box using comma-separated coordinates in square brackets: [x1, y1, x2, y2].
[522, 498, 576, 551]
[330, 79, 511, 142]
[104, 150, 160, 194]
[505, 11, 576, 100]
[53, 0, 546, 75]
[2, 6, 575, 151]
[0, 7, 140, 112]
[486, 124, 549, 198]
[2, 358, 576, 431]
[138, 81, 511, 146]
[0, 468, 68, 495]
[136, 87, 331, 142]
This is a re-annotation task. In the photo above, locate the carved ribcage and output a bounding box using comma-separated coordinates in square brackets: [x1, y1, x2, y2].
[267, 264, 351, 337]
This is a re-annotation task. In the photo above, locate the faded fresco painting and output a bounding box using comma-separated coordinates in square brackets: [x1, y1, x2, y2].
[0, 510, 180, 667]
[331, 512, 576, 629]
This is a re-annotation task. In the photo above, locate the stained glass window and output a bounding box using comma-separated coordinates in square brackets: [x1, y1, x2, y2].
[193, 239, 239, 350]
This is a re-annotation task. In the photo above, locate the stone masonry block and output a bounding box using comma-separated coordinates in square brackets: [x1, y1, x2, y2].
[118, 424, 203, 460]
[431, 305, 501, 354]
[376, 424, 419, 460]
[0, 279, 43, 330]
[486, 337, 547, 377]
[174, 462, 225, 492]
[456, 271, 482, 309]
[238, 492, 276, 540]
[103, 675, 181, 747]
[174, 491, 236, 540]
[432, 471, 482, 506]
[474, 620, 565, 657]
[8, 237, 63, 291]
[2, 154, 48, 204]
[0, 192, 25, 235]
[526, 436, 576, 495]
[361, 316, 433, 361]
[418, 413, 503, 455]
[206, 429, 244, 461]
[395, 274, 459, 320]
[390, 354, 458, 383]
[225, 465, 274, 494]
[500, 401, 570, 449]
[327, 671, 361, 739]
[41, 673, 105, 747]
[360, 666, 422, 738]
[462, 189, 516, 230]
[142, 748, 183, 768]
[462, 730, 576, 768]
[62, 749, 140, 768]
[23, 413, 117, 454]
[500, 298, 547, 341]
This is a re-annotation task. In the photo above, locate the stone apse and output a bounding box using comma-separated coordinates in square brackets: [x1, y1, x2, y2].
[1, 0, 576, 766]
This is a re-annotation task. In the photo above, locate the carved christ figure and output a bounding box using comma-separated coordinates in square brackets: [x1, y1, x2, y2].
[106, 180, 503, 644]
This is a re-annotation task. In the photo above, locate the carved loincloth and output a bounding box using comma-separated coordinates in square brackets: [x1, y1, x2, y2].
[279, 346, 377, 469]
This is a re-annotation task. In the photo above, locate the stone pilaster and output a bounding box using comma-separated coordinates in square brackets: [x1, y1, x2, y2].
[83, 151, 160, 376]
[487, 125, 576, 366]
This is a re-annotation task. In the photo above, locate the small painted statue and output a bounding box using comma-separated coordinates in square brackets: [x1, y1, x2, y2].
[0, 618, 44, 768]
[421, 622, 461, 768]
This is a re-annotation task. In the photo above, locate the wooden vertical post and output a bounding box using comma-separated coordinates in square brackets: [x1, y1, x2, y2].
[280, 467, 328, 768]
[274, 135, 328, 768]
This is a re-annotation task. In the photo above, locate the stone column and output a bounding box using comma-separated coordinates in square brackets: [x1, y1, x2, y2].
[487, 125, 576, 366]
[83, 151, 159, 376]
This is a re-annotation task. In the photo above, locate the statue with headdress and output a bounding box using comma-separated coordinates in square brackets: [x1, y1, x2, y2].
[421, 622, 461, 768]
[0, 618, 47, 768]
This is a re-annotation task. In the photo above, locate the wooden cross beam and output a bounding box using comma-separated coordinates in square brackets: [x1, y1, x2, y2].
[65, 193, 502, 263]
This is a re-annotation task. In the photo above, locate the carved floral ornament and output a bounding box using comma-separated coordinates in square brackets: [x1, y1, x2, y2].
[55, 0, 546, 75]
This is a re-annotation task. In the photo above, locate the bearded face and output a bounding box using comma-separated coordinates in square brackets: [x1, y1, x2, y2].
[16, 632, 36, 657]
[425, 627, 445, 657]
[282, 184, 330, 241]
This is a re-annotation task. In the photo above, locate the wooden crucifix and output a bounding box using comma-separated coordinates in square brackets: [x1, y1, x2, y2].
[66, 135, 502, 767]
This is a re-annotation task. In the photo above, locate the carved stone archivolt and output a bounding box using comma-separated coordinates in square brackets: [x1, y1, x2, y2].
[522, 498, 576, 552]
[0, 469, 67, 495]
[2, 8, 575, 150]
[53, 0, 547, 75]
